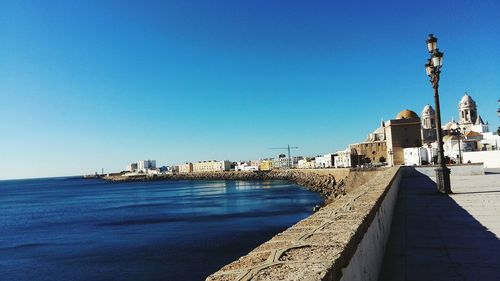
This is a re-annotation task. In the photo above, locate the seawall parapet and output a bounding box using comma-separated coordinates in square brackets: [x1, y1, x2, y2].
[206, 167, 401, 281]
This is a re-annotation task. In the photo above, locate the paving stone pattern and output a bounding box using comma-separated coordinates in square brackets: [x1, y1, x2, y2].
[379, 168, 500, 281]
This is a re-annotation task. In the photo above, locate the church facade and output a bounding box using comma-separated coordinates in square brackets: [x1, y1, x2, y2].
[349, 109, 423, 166]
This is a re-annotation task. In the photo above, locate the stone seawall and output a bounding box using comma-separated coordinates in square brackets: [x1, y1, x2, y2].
[205, 167, 401, 281]
[104, 170, 348, 198]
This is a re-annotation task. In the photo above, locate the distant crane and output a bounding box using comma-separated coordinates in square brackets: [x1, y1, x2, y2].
[270, 144, 299, 169]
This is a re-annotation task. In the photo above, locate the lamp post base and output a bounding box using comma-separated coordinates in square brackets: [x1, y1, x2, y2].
[435, 166, 452, 194]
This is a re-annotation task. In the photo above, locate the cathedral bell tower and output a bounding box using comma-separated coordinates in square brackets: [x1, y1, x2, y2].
[421, 104, 437, 143]
[458, 93, 477, 124]
[421, 104, 436, 129]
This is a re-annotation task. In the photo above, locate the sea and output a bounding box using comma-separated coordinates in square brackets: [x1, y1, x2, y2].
[0, 177, 323, 281]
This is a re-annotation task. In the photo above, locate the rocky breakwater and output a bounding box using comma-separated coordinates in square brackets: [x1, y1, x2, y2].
[267, 170, 344, 199]
[104, 170, 345, 199]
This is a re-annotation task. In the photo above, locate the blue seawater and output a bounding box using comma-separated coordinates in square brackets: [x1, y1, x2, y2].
[0, 177, 323, 281]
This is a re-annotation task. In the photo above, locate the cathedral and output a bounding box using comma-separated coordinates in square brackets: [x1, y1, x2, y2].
[349, 93, 498, 167]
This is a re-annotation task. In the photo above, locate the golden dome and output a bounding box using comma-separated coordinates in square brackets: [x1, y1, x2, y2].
[396, 109, 419, 120]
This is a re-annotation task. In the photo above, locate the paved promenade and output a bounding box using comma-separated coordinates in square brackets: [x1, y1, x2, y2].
[379, 168, 500, 281]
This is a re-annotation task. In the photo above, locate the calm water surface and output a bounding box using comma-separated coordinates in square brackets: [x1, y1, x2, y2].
[0, 177, 323, 281]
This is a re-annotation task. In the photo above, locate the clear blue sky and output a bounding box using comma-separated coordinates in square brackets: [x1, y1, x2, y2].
[1, 0, 499, 179]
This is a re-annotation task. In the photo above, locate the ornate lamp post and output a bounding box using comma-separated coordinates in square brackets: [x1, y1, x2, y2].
[450, 128, 462, 164]
[497, 97, 500, 118]
[497, 98, 500, 137]
[425, 34, 452, 194]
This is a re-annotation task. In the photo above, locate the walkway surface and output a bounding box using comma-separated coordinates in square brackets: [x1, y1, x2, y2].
[379, 169, 500, 281]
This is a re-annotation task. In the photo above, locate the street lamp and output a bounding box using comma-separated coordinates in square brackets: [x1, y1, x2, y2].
[497, 97, 500, 137]
[450, 128, 463, 164]
[497, 97, 500, 117]
[425, 34, 452, 194]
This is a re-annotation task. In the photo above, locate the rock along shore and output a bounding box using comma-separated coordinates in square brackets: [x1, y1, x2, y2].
[103, 170, 345, 199]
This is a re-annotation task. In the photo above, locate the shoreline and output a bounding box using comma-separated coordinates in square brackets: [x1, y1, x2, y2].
[102, 170, 345, 199]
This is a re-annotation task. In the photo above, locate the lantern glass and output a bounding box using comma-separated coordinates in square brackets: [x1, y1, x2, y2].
[425, 63, 433, 76]
[426, 34, 437, 52]
[427, 41, 436, 52]
[431, 56, 441, 67]
[432, 49, 443, 67]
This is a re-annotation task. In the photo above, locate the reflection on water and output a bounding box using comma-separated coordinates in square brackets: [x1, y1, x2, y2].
[0, 177, 323, 281]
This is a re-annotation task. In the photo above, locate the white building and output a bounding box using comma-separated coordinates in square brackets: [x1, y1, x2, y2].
[137, 160, 156, 172]
[234, 162, 258, 171]
[298, 158, 315, 169]
[127, 163, 138, 172]
[334, 149, 354, 168]
[243, 166, 259, 171]
[403, 147, 431, 166]
[314, 153, 334, 168]
[147, 169, 161, 175]
[480, 132, 500, 150]
[463, 150, 500, 168]
[234, 162, 247, 171]
[272, 156, 302, 169]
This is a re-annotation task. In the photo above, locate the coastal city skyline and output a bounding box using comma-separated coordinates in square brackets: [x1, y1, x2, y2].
[1, 1, 499, 179]
[122, 93, 499, 175]
[2, 3, 500, 281]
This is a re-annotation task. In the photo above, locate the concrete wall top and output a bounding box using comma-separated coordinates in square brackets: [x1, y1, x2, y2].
[294, 168, 351, 179]
[403, 164, 485, 177]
